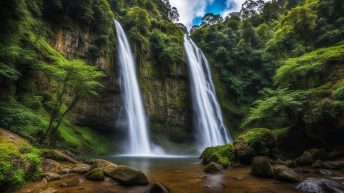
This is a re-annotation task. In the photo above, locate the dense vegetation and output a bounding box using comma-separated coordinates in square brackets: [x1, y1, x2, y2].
[191, 0, 344, 151]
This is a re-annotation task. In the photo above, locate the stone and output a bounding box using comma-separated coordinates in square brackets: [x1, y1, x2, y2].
[296, 151, 314, 166]
[322, 161, 344, 170]
[203, 162, 224, 173]
[43, 159, 62, 173]
[42, 172, 61, 181]
[70, 163, 91, 174]
[296, 177, 344, 193]
[149, 182, 169, 193]
[318, 169, 332, 175]
[42, 149, 77, 163]
[89, 159, 118, 172]
[85, 168, 105, 181]
[273, 165, 300, 182]
[234, 128, 276, 165]
[251, 156, 273, 178]
[105, 166, 149, 186]
[205, 183, 226, 191]
[41, 188, 58, 193]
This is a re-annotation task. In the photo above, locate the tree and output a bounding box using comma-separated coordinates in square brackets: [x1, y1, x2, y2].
[201, 13, 223, 26]
[42, 59, 104, 145]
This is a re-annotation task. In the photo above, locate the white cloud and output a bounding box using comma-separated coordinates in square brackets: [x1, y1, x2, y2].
[169, 0, 215, 28]
[169, 0, 270, 27]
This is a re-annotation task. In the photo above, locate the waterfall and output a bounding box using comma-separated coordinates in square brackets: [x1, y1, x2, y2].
[184, 35, 232, 151]
[115, 20, 157, 156]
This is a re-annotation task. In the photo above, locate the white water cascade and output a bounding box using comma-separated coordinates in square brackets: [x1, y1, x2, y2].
[184, 35, 232, 151]
[115, 20, 161, 156]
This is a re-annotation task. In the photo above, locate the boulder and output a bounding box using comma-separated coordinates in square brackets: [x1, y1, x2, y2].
[89, 159, 118, 172]
[105, 166, 149, 186]
[272, 165, 300, 182]
[203, 162, 224, 173]
[42, 149, 77, 163]
[70, 163, 91, 174]
[85, 168, 104, 181]
[321, 161, 344, 170]
[296, 177, 344, 193]
[234, 128, 276, 165]
[296, 151, 313, 166]
[149, 182, 169, 193]
[200, 144, 233, 168]
[251, 156, 273, 178]
[43, 159, 62, 173]
[42, 172, 62, 181]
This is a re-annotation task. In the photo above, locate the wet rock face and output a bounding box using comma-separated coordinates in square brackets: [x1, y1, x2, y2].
[70, 163, 91, 174]
[251, 156, 273, 177]
[321, 161, 344, 170]
[296, 177, 344, 193]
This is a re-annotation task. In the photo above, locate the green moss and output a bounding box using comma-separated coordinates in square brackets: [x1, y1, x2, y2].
[201, 144, 233, 168]
[0, 129, 42, 191]
[238, 128, 273, 145]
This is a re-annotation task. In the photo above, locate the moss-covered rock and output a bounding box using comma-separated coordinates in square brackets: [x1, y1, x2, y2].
[85, 168, 104, 181]
[234, 128, 276, 164]
[251, 156, 273, 178]
[0, 129, 42, 192]
[203, 162, 224, 173]
[41, 149, 77, 163]
[105, 166, 149, 186]
[200, 144, 233, 168]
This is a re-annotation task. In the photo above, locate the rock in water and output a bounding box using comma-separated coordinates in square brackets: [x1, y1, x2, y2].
[89, 159, 118, 171]
[149, 182, 169, 193]
[105, 166, 149, 186]
[296, 177, 344, 193]
[85, 168, 105, 181]
[273, 165, 300, 182]
[251, 156, 273, 177]
[203, 162, 224, 173]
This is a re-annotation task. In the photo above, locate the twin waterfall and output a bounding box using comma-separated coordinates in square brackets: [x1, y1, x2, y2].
[184, 36, 231, 151]
[115, 20, 231, 155]
[115, 21, 152, 155]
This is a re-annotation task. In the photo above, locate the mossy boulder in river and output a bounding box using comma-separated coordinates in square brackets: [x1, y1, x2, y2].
[105, 166, 149, 186]
[234, 128, 276, 164]
[200, 144, 233, 168]
[203, 162, 224, 173]
[295, 151, 314, 166]
[85, 168, 105, 181]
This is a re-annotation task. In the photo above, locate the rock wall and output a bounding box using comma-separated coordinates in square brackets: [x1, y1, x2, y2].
[51, 26, 192, 146]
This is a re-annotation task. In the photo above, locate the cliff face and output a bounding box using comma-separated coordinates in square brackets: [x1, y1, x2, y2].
[51, 26, 120, 132]
[51, 24, 192, 148]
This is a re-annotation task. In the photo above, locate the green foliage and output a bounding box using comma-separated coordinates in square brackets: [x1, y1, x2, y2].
[275, 41, 344, 88]
[201, 144, 233, 168]
[0, 131, 42, 191]
[238, 128, 273, 145]
[242, 89, 306, 128]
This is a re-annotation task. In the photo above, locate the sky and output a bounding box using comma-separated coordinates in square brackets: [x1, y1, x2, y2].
[169, 0, 250, 28]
